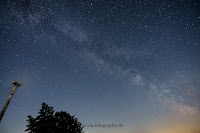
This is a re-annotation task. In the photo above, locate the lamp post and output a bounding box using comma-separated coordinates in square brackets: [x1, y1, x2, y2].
[0, 80, 21, 123]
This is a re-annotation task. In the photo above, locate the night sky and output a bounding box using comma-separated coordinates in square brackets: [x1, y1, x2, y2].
[0, 0, 200, 133]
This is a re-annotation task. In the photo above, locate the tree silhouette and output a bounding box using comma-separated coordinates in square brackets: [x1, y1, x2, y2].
[25, 102, 84, 133]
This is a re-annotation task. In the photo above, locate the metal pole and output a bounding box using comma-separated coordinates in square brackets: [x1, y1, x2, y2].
[0, 81, 20, 123]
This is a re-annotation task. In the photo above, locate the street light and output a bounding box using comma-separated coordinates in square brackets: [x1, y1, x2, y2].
[0, 80, 21, 123]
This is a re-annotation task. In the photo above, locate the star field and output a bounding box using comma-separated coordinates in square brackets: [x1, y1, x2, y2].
[0, 0, 200, 133]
